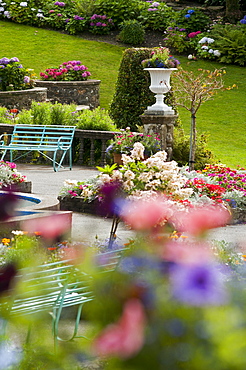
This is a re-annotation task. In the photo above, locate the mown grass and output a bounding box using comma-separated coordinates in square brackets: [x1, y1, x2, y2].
[0, 20, 245, 168]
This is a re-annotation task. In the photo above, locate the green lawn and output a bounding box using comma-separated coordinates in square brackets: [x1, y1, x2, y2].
[0, 21, 245, 168]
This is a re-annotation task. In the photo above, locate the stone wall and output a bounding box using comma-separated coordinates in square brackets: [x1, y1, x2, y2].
[35, 80, 101, 109]
[0, 87, 47, 110]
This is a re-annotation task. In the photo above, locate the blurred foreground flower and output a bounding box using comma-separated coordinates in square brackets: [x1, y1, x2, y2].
[93, 298, 146, 359]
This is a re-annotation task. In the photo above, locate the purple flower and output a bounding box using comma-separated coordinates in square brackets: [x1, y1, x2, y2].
[57, 13, 62, 16]
[10, 57, 19, 63]
[96, 22, 102, 26]
[74, 15, 84, 20]
[24, 76, 30, 83]
[240, 18, 246, 24]
[0, 57, 10, 65]
[187, 9, 195, 14]
[170, 263, 229, 306]
[184, 14, 191, 18]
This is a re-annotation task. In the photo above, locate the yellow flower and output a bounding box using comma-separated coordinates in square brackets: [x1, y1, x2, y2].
[1, 238, 10, 245]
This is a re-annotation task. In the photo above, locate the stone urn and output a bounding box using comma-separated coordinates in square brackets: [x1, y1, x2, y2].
[144, 68, 177, 114]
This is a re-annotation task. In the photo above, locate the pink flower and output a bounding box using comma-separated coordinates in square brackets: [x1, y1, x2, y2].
[22, 213, 71, 240]
[93, 299, 146, 359]
[120, 197, 173, 231]
[170, 205, 231, 236]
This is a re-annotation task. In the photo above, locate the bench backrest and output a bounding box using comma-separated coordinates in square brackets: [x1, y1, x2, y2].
[10, 125, 75, 148]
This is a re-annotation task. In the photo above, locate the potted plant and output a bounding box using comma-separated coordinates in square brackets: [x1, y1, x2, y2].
[106, 128, 161, 165]
[36, 60, 100, 108]
[0, 57, 47, 110]
[141, 47, 180, 113]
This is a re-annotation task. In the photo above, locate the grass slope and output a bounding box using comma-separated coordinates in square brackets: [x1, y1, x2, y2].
[0, 21, 245, 168]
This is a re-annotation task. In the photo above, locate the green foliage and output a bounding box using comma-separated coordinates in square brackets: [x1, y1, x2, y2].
[73, 0, 97, 16]
[64, 15, 87, 35]
[172, 124, 216, 170]
[89, 14, 114, 35]
[93, 0, 143, 26]
[163, 27, 190, 53]
[109, 48, 155, 131]
[117, 20, 145, 46]
[173, 8, 210, 34]
[76, 107, 117, 131]
[138, 2, 175, 31]
[49, 102, 78, 126]
[207, 24, 246, 66]
[0, 106, 14, 124]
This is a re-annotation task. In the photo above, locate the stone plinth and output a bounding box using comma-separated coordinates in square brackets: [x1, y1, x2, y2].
[35, 80, 101, 109]
[0, 87, 47, 110]
[140, 112, 177, 161]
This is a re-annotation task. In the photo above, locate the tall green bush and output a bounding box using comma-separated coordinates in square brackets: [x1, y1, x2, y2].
[109, 48, 156, 131]
[117, 20, 145, 45]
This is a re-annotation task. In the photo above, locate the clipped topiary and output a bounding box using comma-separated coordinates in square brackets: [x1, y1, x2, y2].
[109, 47, 176, 131]
[117, 20, 145, 45]
[109, 48, 155, 131]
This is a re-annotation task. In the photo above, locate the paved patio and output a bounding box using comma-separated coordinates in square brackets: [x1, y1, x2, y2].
[17, 163, 246, 247]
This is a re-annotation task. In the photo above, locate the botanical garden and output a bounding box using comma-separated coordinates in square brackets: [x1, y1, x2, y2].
[0, 0, 246, 368]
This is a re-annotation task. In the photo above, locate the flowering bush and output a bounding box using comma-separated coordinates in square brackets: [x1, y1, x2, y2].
[141, 47, 180, 68]
[138, 1, 175, 31]
[0, 57, 36, 91]
[0, 161, 27, 188]
[182, 164, 246, 210]
[89, 14, 114, 35]
[106, 128, 161, 156]
[39, 60, 91, 81]
[196, 35, 221, 60]
[172, 7, 210, 34]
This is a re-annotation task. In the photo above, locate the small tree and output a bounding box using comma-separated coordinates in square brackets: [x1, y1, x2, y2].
[173, 68, 234, 170]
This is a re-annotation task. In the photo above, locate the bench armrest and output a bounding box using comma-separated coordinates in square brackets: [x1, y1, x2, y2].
[0, 133, 11, 146]
[57, 136, 73, 150]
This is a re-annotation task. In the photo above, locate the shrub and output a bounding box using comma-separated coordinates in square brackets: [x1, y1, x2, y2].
[93, 0, 143, 26]
[173, 8, 210, 34]
[89, 14, 114, 35]
[109, 47, 177, 131]
[64, 15, 87, 35]
[76, 107, 117, 131]
[201, 23, 246, 66]
[117, 20, 145, 45]
[109, 48, 155, 131]
[0, 57, 36, 91]
[138, 2, 175, 31]
[172, 124, 216, 170]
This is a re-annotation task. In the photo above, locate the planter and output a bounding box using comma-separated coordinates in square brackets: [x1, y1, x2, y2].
[1, 181, 32, 193]
[58, 196, 100, 215]
[0, 87, 47, 110]
[35, 80, 101, 109]
[113, 153, 123, 166]
[144, 68, 176, 114]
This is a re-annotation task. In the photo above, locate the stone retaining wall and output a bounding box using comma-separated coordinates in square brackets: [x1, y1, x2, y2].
[0, 87, 47, 110]
[35, 80, 101, 109]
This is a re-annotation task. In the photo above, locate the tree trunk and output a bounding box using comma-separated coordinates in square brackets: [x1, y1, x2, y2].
[189, 110, 196, 171]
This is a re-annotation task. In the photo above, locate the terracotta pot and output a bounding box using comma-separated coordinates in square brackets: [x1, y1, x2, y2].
[113, 153, 123, 166]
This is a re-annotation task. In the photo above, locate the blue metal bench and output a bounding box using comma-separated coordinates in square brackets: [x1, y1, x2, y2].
[2, 248, 125, 348]
[0, 125, 76, 171]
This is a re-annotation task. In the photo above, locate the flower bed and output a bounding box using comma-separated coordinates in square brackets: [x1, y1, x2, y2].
[58, 145, 246, 224]
[0, 161, 31, 192]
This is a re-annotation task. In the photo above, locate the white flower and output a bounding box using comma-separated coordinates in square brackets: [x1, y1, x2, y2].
[81, 188, 93, 198]
[152, 2, 160, 6]
[213, 49, 221, 57]
[20, 2, 28, 6]
[111, 170, 123, 181]
[208, 49, 214, 54]
[201, 45, 208, 50]
[0, 7, 4, 11]
[122, 154, 134, 165]
[36, 13, 44, 17]
[207, 37, 214, 43]
[12, 230, 25, 236]
[130, 142, 145, 161]
[98, 173, 111, 183]
[198, 37, 208, 44]
[31, 7, 36, 10]
[188, 54, 193, 60]
[124, 170, 135, 180]
[64, 179, 78, 186]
